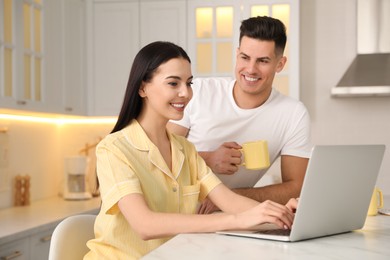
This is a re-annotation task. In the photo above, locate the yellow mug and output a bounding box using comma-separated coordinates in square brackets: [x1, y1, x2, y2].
[367, 187, 384, 216]
[240, 140, 270, 170]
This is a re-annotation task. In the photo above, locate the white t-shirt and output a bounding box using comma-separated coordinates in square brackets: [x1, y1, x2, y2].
[171, 77, 312, 188]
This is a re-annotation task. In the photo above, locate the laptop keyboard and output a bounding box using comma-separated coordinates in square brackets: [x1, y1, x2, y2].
[254, 229, 291, 236]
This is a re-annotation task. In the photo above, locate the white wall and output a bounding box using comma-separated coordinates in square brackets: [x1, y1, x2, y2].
[300, 0, 390, 196]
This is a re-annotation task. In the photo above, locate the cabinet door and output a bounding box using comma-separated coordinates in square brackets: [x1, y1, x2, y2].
[2, 0, 87, 114]
[88, 1, 139, 116]
[29, 228, 54, 260]
[62, 0, 87, 115]
[0, 238, 30, 260]
[1, 0, 47, 113]
[44, 0, 64, 113]
[140, 0, 186, 48]
[45, 0, 87, 115]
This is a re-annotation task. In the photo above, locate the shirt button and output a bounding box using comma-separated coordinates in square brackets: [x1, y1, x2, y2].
[172, 187, 177, 192]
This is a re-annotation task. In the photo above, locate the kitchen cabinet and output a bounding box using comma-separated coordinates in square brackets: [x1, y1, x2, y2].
[0, 197, 101, 260]
[86, 0, 139, 116]
[0, 238, 30, 260]
[62, 0, 88, 115]
[43, 0, 65, 114]
[0, 0, 87, 115]
[140, 0, 187, 47]
[29, 228, 53, 260]
[1, 0, 300, 116]
[0, 0, 46, 113]
[86, 0, 186, 116]
[45, 0, 87, 115]
[0, 227, 55, 260]
[86, 0, 299, 116]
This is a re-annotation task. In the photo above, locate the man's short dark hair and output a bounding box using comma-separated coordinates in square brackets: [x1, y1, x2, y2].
[239, 16, 287, 56]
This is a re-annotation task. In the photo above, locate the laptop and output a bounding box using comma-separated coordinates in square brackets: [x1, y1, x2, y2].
[217, 145, 386, 242]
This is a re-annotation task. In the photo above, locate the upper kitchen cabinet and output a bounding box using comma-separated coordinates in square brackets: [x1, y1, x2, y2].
[45, 0, 87, 115]
[86, 0, 186, 116]
[62, 0, 87, 115]
[86, 0, 139, 117]
[0, 0, 87, 115]
[187, 0, 300, 99]
[0, 0, 47, 112]
[140, 0, 187, 47]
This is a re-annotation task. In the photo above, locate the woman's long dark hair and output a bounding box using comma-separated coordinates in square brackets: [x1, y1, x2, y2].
[111, 41, 191, 134]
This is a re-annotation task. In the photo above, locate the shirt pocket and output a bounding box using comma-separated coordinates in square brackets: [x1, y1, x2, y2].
[181, 182, 200, 214]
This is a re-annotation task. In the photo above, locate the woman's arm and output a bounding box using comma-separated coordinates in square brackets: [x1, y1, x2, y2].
[118, 184, 295, 240]
[119, 192, 234, 240]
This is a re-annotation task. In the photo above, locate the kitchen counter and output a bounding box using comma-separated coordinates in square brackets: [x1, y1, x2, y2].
[0, 196, 101, 245]
[143, 215, 390, 260]
[143, 196, 390, 260]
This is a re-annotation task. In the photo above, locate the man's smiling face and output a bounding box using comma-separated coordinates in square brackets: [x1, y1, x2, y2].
[235, 36, 286, 98]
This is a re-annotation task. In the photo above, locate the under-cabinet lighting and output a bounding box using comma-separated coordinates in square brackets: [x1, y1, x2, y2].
[0, 111, 117, 125]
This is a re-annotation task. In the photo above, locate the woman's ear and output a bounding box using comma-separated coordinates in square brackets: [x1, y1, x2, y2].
[139, 84, 147, 97]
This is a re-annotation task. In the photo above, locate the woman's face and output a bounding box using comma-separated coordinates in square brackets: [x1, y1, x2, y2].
[139, 58, 193, 122]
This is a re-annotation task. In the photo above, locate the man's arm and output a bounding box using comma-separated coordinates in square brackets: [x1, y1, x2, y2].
[234, 155, 308, 204]
[198, 142, 242, 175]
[167, 122, 242, 175]
[198, 155, 308, 214]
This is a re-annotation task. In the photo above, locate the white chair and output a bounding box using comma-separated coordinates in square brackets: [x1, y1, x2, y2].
[48, 214, 96, 260]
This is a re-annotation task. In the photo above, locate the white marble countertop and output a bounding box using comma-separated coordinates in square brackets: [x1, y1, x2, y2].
[143, 196, 390, 260]
[0, 196, 101, 244]
[143, 215, 390, 260]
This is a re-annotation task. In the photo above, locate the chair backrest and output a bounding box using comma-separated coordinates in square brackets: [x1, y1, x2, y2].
[48, 214, 96, 260]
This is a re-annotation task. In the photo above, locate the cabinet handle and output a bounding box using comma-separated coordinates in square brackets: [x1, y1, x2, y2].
[1, 251, 22, 260]
[16, 100, 27, 105]
[65, 107, 73, 112]
[40, 234, 52, 242]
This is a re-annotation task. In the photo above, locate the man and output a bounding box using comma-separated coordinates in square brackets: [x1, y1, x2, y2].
[168, 16, 311, 213]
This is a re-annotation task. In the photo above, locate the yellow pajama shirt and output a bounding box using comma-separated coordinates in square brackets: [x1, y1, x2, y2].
[84, 120, 221, 259]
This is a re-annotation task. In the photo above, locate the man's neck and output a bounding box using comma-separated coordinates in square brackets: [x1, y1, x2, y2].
[232, 82, 272, 109]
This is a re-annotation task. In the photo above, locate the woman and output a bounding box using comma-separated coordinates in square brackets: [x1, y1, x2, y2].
[84, 41, 297, 259]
